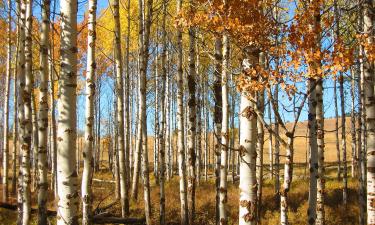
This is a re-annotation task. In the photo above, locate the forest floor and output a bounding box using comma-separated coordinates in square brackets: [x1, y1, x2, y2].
[0, 165, 361, 225]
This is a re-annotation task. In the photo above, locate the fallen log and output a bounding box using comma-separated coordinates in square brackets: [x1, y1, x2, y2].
[0, 202, 57, 216]
[92, 216, 146, 224]
[92, 178, 116, 184]
[0, 202, 145, 224]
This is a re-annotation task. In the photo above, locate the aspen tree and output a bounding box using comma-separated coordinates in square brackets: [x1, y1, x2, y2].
[159, 0, 168, 222]
[82, 0, 97, 223]
[239, 49, 258, 225]
[364, 0, 375, 223]
[187, 0, 197, 222]
[176, 0, 189, 223]
[333, 76, 341, 181]
[37, 0, 51, 223]
[56, 0, 79, 223]
[307, 79, 318, 225]
[2, 0, 12, 200]
[214, 37, 223, 225]
[219, 30, 230, 224]
[256, 53, 265, 221]
[16, 1, 26, 222]
[138, 0, 153, 223]
[21, 0, 34, 223]
[112, 0, 128, 216]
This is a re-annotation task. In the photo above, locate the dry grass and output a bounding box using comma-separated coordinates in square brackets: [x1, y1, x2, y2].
[0, 117, 359, 224]
[0, 166, 361, 225]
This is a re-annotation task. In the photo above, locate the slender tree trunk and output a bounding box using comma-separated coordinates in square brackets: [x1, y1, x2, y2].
[268, 98, 273, 180]
[176, 0, 188, 223]
[280, 136, 294, 225]
[2, 0, 12, 201]
[333, 78, 341, 181]
[56, 0, 79, 223]
[187, 3, 197, 222]
[21, 0, 34, 223]
[214, 37, 223, 225]
[16, 1, 26, 223]
[12, 34, 19, 195]
[159, 0, 167, 223]
[124, 0, 131, 205]
[81, 0, 97, 223]
[166, 66, 172, 181]
[307, 79, 318, 225]
[256, 54, 265, 222]
[316, 76, 325, 225]
[154, 62, 159, 182]
[32, 91, 39, 193]
[339, 73, 348, 204]
[138, 0, 153, 223]
[238, 51, 258, 225]
[364, 0, 375, 223]
[350, 68, 357, 178]
[219, 33, 229, 224]
[204, 78, 208, 182]
[358, 16, 366, 223]
[112, 0, 128, 216]
[37, 0, 50, 223]
[274, 85, 280, 196]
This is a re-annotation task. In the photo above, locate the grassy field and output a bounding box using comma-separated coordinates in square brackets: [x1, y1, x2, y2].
[0, 167, 361, 225]
[0, 117, 359, 224]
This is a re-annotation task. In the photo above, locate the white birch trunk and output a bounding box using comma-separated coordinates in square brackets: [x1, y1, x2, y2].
[159, 0, 167, 222]
[364, 0, 375, 223]
[82, 0, 97, 223]
[176, 0, 188, 223]
[307, 78, 318, 225]
[112, 0, 128, 216]
[219, 33, 229, 224]
[21, 0, 33, 223]
[239, 94, 257, 225]
[187, 4, 197, 222]
[17, 1, 26, 222]
[37, 0, 50, 223]
[214, 37, 223, 225]
[56, 0, 79, 223]
[2, 0, 12, 200]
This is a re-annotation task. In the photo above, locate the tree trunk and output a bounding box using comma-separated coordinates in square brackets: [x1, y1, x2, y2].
[358, 20, 366, 224]
[21, 0, 34, 223]
[267, 99, 273, 180]
[214, 37, 223, 225]
[256, 54, 265, 222]
[17, 2, 26, 223]
[307, 78, 318, 225]
[350, 68, 357, 178]
[187, 3, 197, 222]
[339, 73, 348, 204]
[138, 0, 153, 223]
[176, 0, 188, 223]
[333, 77, 341, 181]
[274, 84, 280, 196]
[56, 0, 79, 223]
[112, 0, 128, 216]
[316, 76, 325, 225]
[82, 0, 97, 223]
[238, 52, 258, 225]
[124, 0, 131, 205]
[219, 33, 229, 224]
[37, 0, 50, 223]
[159, 0, 167, 223]
[2, 0, 12, 201]
[364, 0, 375, 223]
[12, 32, 19, 195]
